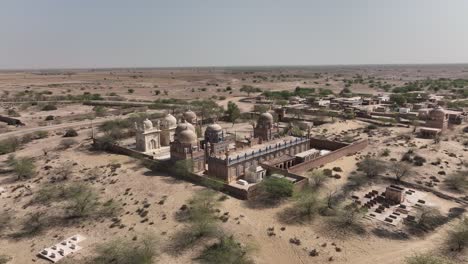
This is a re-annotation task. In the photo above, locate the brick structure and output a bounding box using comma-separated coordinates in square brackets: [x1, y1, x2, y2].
[207, 136, 310, 183]
[170, 123, 205, 173]
[254, 112, 274, 142]
[425, 106, 448, 131]
[385, 185, 405, 204]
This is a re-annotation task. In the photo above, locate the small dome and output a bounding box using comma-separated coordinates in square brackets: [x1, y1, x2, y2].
[206, 123, 222, 132]
[143, 118, 153, 130]
[175, 122, 195, 135]
[258, 112, 273, 123]
[183, 110, 197, 123]
[162, 114, 177, 128]
[178, 129, 198, 144]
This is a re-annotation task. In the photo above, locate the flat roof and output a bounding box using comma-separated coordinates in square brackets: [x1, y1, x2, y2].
[216, 135, 303, 159]
[295, 148, 319, 158]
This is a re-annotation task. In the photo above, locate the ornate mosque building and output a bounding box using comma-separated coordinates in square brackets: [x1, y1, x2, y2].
[134, 110, 335, 185]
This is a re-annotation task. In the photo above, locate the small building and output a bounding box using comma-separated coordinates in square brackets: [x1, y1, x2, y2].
[135, 119, 161, 153]
[385, 185, 405, 204]
[419, 127, 442, 138]
[425, 106, 448, 131]
[399, 107, 411, 114]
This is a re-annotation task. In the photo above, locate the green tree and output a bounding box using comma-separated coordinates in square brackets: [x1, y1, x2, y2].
[240, 85, 261, 96]
[390, 94, 407, 106]
[197, 236, 254, 264]
[446, 217, 468, 252]
[8, 156, 36, 180]
[91, 234, 158, 264]
[357, 156, 386, 178]
[226, 101, 241, 125]
[261, 176, 294, 200]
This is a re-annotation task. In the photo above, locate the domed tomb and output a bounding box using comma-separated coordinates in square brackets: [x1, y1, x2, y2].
[205, 123, 223, 144]
[183, 110, 197, 124]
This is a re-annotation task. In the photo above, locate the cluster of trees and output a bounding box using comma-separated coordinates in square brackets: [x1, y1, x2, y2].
[262, 87, 333, 100]
[239, 85, 262, 96]
[0, 130, 50, 154]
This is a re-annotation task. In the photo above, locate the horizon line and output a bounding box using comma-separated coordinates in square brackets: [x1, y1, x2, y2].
[1, 62, 468, 72]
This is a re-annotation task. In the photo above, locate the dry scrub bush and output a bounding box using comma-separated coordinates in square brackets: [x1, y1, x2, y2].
[0, 255, 11, 264]
[327, 203, 366, 236]
[168, 190, 221, 254]
[405, 253, 454, 264]
[196, 236, 254, 264]
[445, 171, 468, 193]
[446, 217, 468, 252]
[58, 138, 78, 150]
[90, 234, 158, 264]
[8, 155, 36, 180]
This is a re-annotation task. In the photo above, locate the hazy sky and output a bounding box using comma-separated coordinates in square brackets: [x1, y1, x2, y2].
[1, 0, 468, 69]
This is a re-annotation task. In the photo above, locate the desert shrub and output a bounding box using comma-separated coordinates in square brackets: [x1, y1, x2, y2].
[8, 156, 36, 180]
[445, 217, 468, 252]
[52, 161, 74, 181]
[20, 133, 34, 144]
[0, 212, 12, 233]
[413, 155, 427, 166]
[33, 182, 119, 219]
[0, 137, 20, 155]
[99, 119, 132, 133]
[196, 236, 254, 264]
[445, 171, 468, 193]
[260, 176, 294, 200]
[404, 253, 454, 264]
[309, 170, 328, 188]
[127, 88, 134, 94]
[390, 161, 413, 181]
[407, 206, 447, 233]
[13, 212, 48, 238]
[323, 168, 333, 176]
[0, 255, 11, 264]
[34, 130, 48, 139]
[381, 148, 391, 157]
[41, 104, 57, 111]
[91, 234, 158, 264]
[169, 190, 220, 254]
[45, 115, 54, 121]
[7, 109, 20, 117]
[93, 106, 107, 117]
[63, 128, 78, 137]
[93, 135, 116, 150]
[327, 203, 366, 236]
[279, 187, 323, 224]
[332, 167, 343, 172]
[58, 138, 78, 150]
[65, 184, 100, 218]
[357, 156, 386, 178]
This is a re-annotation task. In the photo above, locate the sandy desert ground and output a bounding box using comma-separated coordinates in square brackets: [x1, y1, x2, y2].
[1, 65, 467, 264]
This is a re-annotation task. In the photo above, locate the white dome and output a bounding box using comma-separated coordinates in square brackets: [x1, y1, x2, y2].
[183, 110, 197, 123]
[258, 112, 273, 123]
[178, 129, 198, 144]
[162, 114, 177, 128]
[175, 122, 195, 135]
[206, 123, 222, 132]
[143, 118, 153, 130]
